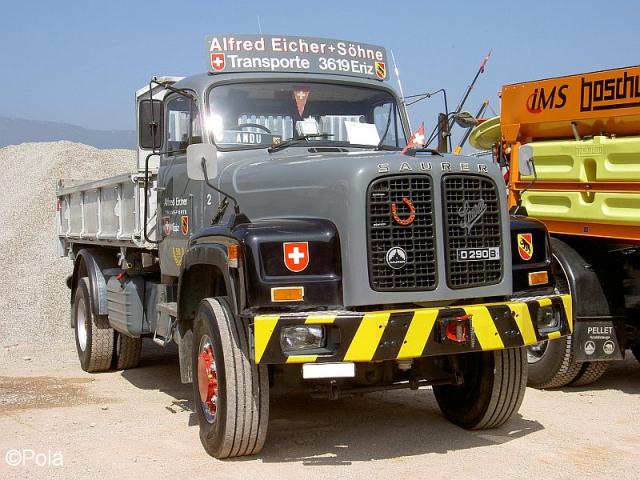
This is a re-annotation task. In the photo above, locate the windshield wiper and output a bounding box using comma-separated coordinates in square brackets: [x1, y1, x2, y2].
[267, 134, 334, 153]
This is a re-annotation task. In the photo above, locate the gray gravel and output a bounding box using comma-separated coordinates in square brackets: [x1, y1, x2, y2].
[0, 141, 135, 344]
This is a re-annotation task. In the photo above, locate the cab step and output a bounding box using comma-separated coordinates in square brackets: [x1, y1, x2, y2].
[154, 302, 177, 346]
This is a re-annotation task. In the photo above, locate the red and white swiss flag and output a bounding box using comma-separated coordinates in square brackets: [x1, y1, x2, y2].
[402, 122, 426, 153]
[283, 242, 309, 273]
[210, 53, 226, 71]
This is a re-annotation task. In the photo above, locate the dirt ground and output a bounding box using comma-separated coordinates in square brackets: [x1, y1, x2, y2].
[1, 340, 639, 480]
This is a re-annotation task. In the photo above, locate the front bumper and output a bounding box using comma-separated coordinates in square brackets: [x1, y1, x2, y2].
[253, 294, 572, 364]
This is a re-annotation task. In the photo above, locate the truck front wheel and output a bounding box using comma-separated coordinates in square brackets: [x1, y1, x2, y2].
[433, 347, 527, 429]
[73, 277, 114, 372]
[192, 297, 269, 459]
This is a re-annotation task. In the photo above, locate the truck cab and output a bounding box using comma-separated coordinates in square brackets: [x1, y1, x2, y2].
[57, 35, 572, 459]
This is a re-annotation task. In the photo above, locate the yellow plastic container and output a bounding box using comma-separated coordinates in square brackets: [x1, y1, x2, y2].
[522, 135, 640, 182]
[521, 191, 640, 226]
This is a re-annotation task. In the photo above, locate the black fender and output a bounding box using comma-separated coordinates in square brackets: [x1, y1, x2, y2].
[178, 230, 242, 323]
[178, 217, 343, 320]
[175, 228, 242, 384]
[550, 237, 626, 360]
[551, 237, 612, 319]
[233, 218, 343, 310]
[510, 215, 554, 295]
[70, 248, 119, 327]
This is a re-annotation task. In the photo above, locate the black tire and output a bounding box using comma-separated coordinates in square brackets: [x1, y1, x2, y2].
[569, 361, 608, 386]
[527, 335, 582, 388]
[433, 347, 527, 430]
[113, 333, 142, 370]
[192, 297, 269, 459]
[73, 277, 114, 372]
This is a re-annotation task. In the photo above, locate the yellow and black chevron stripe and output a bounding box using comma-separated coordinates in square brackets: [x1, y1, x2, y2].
[253, 294, 572, 364]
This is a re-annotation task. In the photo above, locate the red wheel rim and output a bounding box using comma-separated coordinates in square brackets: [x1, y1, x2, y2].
[197, 337, 218, 423]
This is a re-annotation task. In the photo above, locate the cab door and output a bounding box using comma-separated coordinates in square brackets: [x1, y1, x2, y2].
[158, 94, 203, 277]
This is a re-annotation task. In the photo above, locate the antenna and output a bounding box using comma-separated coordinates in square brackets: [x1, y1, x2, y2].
[390, 49, 411, 126]
[257, 15, 263, 34]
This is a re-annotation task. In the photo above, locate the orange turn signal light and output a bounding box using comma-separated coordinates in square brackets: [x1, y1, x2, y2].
[528, 271, 549, 286]
[271, 287, 304, 302]
[227, 244, 239, 268]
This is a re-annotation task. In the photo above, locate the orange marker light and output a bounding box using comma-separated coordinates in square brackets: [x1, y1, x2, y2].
[271, 287, 304, 302]
[227, 244, 239, 268]
[528, 271, 549, 286]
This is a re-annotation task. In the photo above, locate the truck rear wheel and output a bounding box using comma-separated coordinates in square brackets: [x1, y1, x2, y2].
[527, 253, 582, 388]
[433, 347, 527, 430]
[527, 335, 582, 388]
[112, 333, 142, 370]
[569, 361, 608, 386]
[74, 277, 114, 372]
[192, 297, 269, 459]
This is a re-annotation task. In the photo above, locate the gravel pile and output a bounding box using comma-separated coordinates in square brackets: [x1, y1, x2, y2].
[0, 141, 135, 344]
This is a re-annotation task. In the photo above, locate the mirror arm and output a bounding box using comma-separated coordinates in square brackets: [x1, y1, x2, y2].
[201, 157, 241, 215]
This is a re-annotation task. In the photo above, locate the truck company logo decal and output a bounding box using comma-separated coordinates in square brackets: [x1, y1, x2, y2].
[526, 85, 568, 114]
[517, 233, 533, 261]
[205, 35, 387, 82]
[283, 242, 309, 273]
[581, 70, 640, 112]
[390, 197, 416, 226]
[180, 216, 189, 236]
[210, 53, 225, 71]
[457, 199, 487, 234]
[386, 247, 407, 269]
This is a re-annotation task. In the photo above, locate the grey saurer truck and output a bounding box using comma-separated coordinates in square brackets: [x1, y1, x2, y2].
[56, 35, 572, 458]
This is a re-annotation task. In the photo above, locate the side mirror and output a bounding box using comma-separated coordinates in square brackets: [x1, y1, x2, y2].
[187, 143, 218, 180]
[138, 99, 163, 150]
[518, 145, 535, 176]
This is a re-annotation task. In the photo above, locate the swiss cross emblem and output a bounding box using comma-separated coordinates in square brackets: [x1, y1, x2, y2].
[283, 242, 309, 273]
[517, 233, 533, 261]
[210, 53, 226, 71]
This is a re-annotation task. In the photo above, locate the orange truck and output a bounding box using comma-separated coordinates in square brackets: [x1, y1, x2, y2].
[470, 65, 640, 387]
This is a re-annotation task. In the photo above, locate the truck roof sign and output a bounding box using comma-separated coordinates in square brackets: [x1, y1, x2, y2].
[205, 35, 388, 81]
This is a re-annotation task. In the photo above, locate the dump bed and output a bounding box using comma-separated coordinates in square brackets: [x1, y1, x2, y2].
[56, 172, 159, 255]
[501, 65, 640, 142]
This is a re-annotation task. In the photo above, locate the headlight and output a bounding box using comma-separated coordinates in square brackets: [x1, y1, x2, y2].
[280, 325, 326, 353]
[536, 306, 559, 332]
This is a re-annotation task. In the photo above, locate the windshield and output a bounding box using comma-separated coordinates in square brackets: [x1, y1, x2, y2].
[206, 82, 406, 150]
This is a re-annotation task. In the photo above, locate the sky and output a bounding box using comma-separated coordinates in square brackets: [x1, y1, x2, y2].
[2, 0, 640, 142]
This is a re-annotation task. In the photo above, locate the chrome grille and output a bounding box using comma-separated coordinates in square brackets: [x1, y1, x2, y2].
[442, 175, 502, 289]
[367, 175, 437, 291]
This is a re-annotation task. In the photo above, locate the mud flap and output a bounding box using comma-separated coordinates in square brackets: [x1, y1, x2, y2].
[573, 318, 625, 362]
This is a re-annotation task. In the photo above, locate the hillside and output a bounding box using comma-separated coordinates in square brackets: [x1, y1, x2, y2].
[0, 116, 135, 149]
